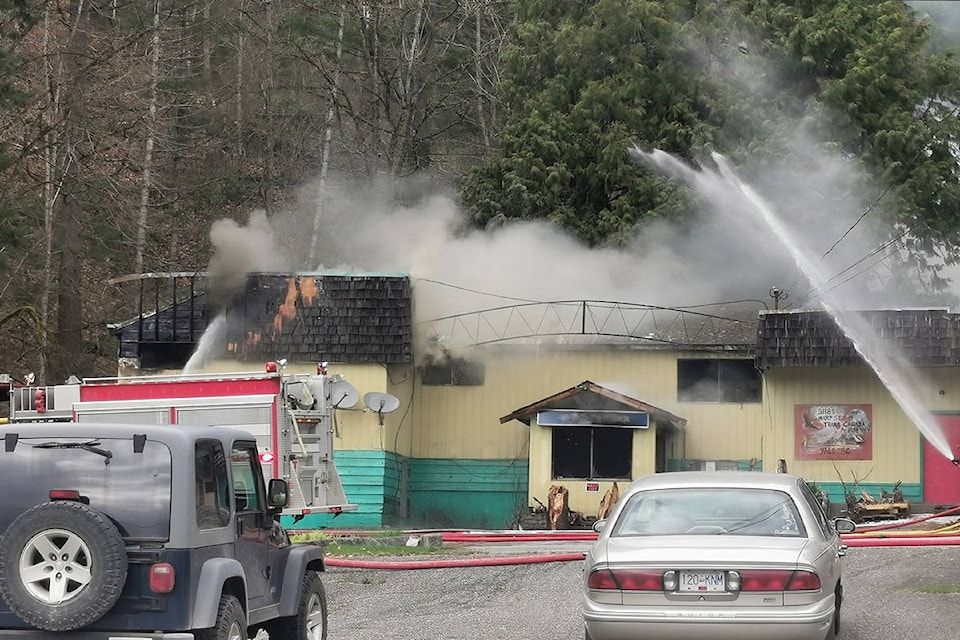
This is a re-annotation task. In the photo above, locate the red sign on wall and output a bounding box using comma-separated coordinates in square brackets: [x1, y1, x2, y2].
[795, 404, 872, 460]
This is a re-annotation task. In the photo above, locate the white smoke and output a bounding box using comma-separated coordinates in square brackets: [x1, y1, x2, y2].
[206, 210, 291, 307]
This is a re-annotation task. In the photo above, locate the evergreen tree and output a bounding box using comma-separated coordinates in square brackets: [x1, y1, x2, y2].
[462, 0, 960, 286]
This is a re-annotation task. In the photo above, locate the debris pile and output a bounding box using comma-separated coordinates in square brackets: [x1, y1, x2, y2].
[845, 481, 909, 523]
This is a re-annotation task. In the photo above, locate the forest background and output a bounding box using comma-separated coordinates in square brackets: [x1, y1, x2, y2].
[2, 0, 960, 385]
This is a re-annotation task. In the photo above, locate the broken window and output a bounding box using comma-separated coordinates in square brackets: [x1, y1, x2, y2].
[551, 426, 632, 480]
[677, 359, 762, 403]
[421, 357, 485, 386]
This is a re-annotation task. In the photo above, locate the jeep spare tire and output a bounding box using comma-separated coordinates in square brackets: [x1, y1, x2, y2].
[0, 501, 128, 631]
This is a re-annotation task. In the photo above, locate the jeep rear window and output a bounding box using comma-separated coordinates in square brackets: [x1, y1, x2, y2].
[1, 436, 172, 540]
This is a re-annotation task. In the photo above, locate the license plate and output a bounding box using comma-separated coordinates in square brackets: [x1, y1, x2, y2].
[679, 571, 725, 592]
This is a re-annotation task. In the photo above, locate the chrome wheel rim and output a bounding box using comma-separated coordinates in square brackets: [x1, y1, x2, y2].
[18, 528, 93, 605]
[305, 591, 326, 640]
[228, 619, 243, 640]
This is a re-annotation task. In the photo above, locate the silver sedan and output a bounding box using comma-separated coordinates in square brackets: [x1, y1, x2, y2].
[582, 471, 857, 640]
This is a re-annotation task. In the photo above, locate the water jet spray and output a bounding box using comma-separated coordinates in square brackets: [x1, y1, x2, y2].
[635, 146, 957, 461]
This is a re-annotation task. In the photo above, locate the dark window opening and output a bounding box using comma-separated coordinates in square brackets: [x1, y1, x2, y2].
[139, 343, 196, 369]
[421, 357, 485, 386]
[552, 426, 632, 480]
[678, 359, 762, 403]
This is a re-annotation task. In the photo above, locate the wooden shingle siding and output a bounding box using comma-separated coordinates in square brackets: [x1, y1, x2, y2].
[228, 275, 412, 363]
[756, 309, 960, 368]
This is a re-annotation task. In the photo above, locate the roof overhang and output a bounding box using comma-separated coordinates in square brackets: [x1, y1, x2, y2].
[500, 380, 686, 430]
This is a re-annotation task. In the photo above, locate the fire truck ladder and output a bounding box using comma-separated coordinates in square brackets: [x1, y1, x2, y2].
[282, 408, 352, 515]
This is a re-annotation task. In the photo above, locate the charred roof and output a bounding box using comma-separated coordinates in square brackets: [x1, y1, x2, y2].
[112, 273, 412, 368]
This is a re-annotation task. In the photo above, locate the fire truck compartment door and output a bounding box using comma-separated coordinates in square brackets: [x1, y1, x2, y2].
[73, 393, 276, 441]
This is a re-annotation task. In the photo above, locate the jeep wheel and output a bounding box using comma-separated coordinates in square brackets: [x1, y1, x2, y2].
[0, 501, 127, 631]
[196, 594, 247, 640]
[264, 570, 327, 640]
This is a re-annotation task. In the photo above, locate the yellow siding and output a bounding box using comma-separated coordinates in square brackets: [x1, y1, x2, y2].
[760, 367, 933, 484]
[673, 403, 766, 462]
[416, 347, 683, 515]
[177, 349, 960, 515]
[413, 379, 528, 459]
[326, 364, 395, 453]
[412, 347, 682, 459]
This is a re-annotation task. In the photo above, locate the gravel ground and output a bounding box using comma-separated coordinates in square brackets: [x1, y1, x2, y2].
[317, 540, 960, 640]
[324, 557, 583, 640]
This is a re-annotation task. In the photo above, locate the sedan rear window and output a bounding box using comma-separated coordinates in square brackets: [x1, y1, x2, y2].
[612, 487, 805, 537]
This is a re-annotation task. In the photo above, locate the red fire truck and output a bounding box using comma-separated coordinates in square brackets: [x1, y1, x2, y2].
[6, 362, 355, 517]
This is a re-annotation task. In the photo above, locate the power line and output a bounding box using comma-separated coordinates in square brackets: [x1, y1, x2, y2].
[803, 233, 908, 302]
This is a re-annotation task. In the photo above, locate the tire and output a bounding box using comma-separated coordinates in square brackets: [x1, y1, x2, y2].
[833, 583, 843, 637]
[0, 501, 127, 631]
[196, 594, 247, 640]
[263, 570, 327, 640]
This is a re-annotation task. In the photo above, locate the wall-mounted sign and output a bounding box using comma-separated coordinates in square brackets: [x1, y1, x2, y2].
[795, 404, 872, 460]
[537, 409, 649, 428]
[585, 482, 600, 493]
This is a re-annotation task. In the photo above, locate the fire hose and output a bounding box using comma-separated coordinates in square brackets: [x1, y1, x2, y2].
[841, 503, 960, 546]
[324, 553, 586, 570]
[320, 505, 960, 569]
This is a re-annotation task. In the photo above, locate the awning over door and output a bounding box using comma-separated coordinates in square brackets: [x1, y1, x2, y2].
[500, 380, 686, 431]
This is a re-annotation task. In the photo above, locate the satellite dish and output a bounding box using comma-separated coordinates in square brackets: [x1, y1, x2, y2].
[363, 391, 401, 426]
[364, 392, 400, 414]
[328, 377, 359, 410]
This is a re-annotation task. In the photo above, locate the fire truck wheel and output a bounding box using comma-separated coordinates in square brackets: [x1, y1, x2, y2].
[263, 570, 328, 640]
[0, 501, 128, 631]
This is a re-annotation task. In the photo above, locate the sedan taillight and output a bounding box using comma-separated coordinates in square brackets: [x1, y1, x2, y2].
[737, 569, 821, 591]
[587, 568, 666, 591]
[589, 568, 821, 593]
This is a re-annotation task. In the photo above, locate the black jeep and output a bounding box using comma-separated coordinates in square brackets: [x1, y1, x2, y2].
[0, 422, 327, 639]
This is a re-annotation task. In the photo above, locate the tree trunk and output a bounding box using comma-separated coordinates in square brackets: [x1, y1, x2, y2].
[53, 188, 83, 384]
[310, 0, 346, 267]
[262, 0, 275, 214]
[235, 0, 245, 156]
[46, 0, 90, 384]
[40, 5, 63, 384]
[135, 0, 162, 275]
[474, 3, 490, 150]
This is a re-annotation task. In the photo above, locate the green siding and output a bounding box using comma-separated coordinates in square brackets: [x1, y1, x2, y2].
[283, 453, 529, 530]
[282, 450, 399, 530]
[408, 458, 529, 529]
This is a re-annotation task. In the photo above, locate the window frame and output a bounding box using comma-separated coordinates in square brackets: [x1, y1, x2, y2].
[551, 425, 633, 481]
[230, 444, 265, 513]
[677, 358, 762, 403]
[195, 439, 230, 530]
